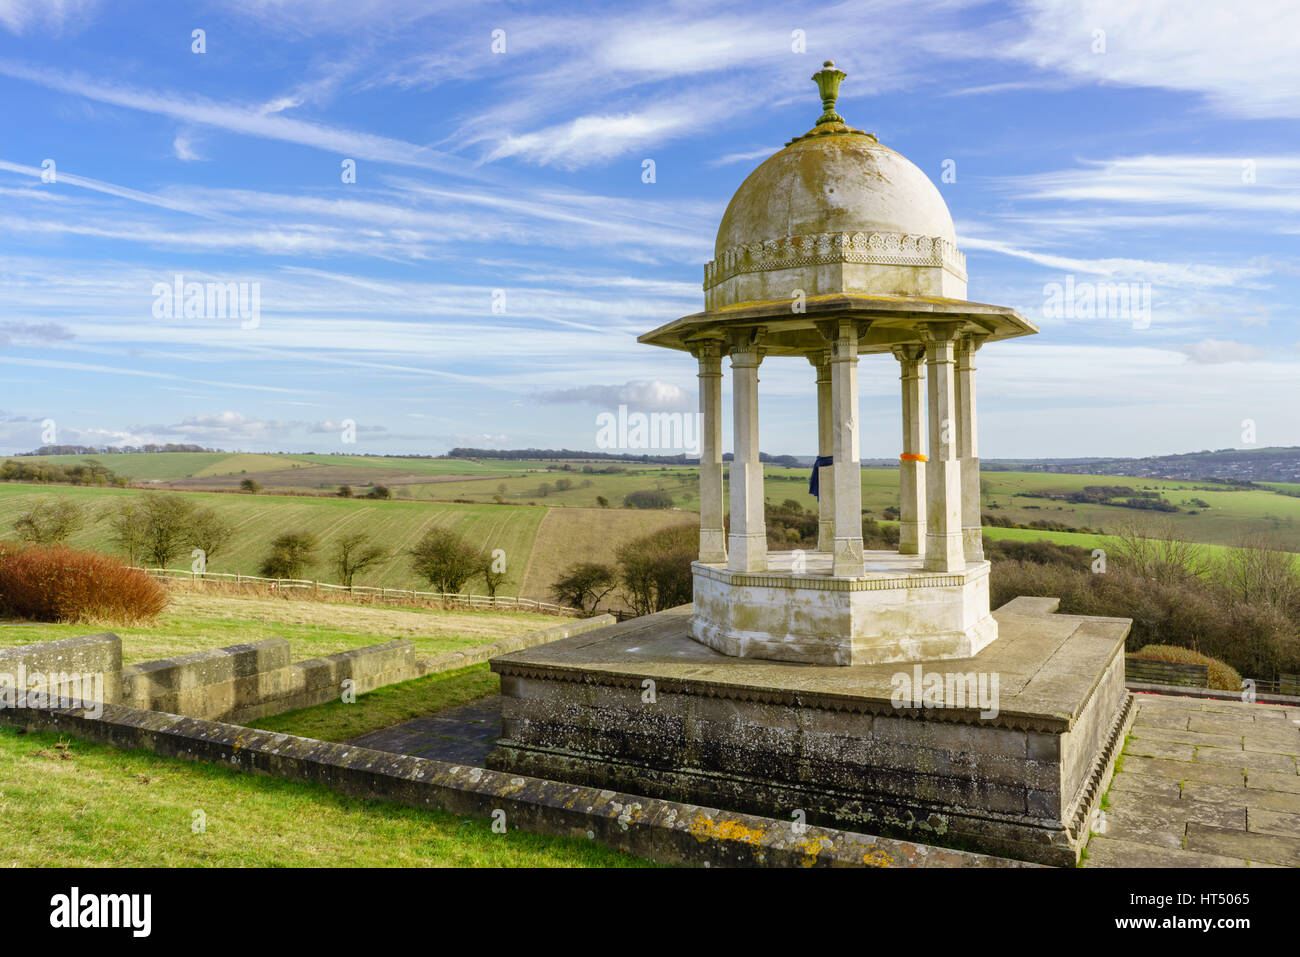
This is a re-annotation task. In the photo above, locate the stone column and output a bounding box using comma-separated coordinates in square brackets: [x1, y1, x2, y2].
[923, 322, 965, 573]
[829, 320, 865, 577]
[694, 339, 727, 564]
[728, 335, 767, 573]
[892, 344, 926, 557]
[811, 350, 834, 552]
[956, 334, 987, 563]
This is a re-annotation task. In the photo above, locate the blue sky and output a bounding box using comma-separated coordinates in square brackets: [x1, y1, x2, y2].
[0, 0, 1295, 459]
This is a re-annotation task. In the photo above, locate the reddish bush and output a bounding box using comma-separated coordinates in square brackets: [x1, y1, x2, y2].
[0, 542, 168, 624]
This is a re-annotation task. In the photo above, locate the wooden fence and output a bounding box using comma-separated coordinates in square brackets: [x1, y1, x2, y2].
[134, 567, 579, 616]
[1124, 657, 1209, 688]
[1126, 655, 1300, 697]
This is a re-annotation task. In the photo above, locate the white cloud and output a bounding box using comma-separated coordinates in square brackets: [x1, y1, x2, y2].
[535, 379, 694, 411]
[172, 133, 204, 162]
[1178, 339, 1265, 364]
[1006, 155, 1300, 217]
[0, 60, 475, 176]
[485, 103, 708, 169]
[0, 0, 99, 35]
[0, 158, 223, 217]
[958, 233, 1266, 289]
[138, 411, 297, 443]
[709, 147, 780, 167]
[1008, 0, 1300, 119]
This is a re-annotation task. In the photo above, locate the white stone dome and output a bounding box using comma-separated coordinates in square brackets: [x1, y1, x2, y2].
[702, 62, 966, 308]
[715, 134, 957, 258]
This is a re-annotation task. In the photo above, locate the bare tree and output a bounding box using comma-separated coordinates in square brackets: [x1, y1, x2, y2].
[187, 507, 234, 569]
[12, 498, 85, 544]
[333, 533, 387, 587]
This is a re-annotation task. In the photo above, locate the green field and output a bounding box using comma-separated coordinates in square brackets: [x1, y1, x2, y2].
[0, 724, 645, 867]
[0, 592, 558, 663]
[2, 456, 1297, 606]
[0, 484, 547, 594]
[10, 451, 233, 481]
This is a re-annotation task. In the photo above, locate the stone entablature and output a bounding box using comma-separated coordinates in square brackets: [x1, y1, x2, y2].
[693, 559, 971, 592]
[704, 230, 966, 291]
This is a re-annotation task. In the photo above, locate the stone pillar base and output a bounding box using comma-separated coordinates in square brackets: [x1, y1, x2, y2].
[727, 533, 768, 573]
[692, 550, 997, 666]
[699, 527, 727, 565]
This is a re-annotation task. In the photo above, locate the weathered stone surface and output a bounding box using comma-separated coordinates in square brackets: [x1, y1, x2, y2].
[1084, 835, 1249, 869]
[1082, 693, 1300, 867]
[1196, 746, 1296, 773]
[1245, 769, 1300, 794]
[1185, 823, 1300, 866]
[1120, 755, 1246, 787]
[0, 632, 122, 705]
[1181, 780, 1300, 813]
[691, 551, 998, 666]
[488, 597, 1132, 866]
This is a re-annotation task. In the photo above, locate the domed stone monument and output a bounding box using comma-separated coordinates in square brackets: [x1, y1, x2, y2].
[489, 64, 1133, 866]
[639, 61, 1036, 666]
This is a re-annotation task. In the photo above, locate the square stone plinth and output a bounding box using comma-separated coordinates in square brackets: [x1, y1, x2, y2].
[488, 595, 1133, 866]
[692, 550, 997, 666]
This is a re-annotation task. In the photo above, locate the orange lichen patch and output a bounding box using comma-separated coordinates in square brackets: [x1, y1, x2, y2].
[688, 814, 766, 847]
[794, 835, 835, 867]
[900, 453, 928, 462]
[861, 845, 897, 868]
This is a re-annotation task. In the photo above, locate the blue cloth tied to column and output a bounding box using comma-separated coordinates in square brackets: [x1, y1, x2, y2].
[809, 455, 833, 499]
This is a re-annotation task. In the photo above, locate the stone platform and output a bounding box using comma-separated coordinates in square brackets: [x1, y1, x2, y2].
[487, 595, 1132, 865]
[1083, 692, 1300, 867]
[692, 549, 997, 666]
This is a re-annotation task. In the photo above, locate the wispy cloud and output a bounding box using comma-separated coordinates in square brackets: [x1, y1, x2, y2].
[1006, 0, 1300, 119]
[0, 59, 477, 176]
[172, 132, 204, 162]
[1178, 339, 1265, 364]
[958, 233, 1267, 289]
[0, 0, 100, 36]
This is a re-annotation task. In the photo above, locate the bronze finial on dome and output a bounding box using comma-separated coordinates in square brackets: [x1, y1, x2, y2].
[812, 60, 847, 126]
[786, 59, 874, 146]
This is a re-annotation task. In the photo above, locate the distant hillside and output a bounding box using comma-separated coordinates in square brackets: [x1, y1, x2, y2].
[18, 444, 1300, 485]
[983, 447, 1300, 483]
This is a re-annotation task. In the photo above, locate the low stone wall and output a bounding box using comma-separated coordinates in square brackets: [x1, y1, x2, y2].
[0, 633, 122, 705]
[121, 638, 422, 724]
[0, 697, 1037, 868]
[6, 614, 617, 726]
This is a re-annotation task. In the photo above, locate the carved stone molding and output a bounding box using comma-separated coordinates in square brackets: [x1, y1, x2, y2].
[705, 231, 966, 290]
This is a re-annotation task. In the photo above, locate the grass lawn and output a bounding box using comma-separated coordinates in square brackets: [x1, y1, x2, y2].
[251, 662, 498, 742]
[0, 724, 648, 867]
[0, 592, 561, 663]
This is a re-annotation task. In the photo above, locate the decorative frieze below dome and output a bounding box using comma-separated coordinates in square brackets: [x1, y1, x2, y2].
[704, 231, 967, 291]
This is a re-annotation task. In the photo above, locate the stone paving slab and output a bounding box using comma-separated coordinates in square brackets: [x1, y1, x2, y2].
[1083, 692, 1300, 867]
[348, 695, 503, 766]
[1181, 779, 1300, 814]
[1249, 807, 1300, 837]
[1185, 823, 1300, 866]
[1085, 835, 1249, 868]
